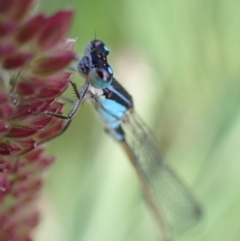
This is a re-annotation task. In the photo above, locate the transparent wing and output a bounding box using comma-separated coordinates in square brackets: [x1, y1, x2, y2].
[120, 111, 202, 234]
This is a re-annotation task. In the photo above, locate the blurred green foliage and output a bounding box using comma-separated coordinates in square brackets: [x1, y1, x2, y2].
[36, 1, 240, 241]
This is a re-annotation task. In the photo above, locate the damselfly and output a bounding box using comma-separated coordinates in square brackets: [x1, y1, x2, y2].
[45, 40, 202, 241]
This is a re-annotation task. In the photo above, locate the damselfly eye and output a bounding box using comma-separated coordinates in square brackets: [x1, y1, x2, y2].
[85, 40, 110, 57]
[77, 56, 90, 74]
[88, 66, 113, 89]
[96, 42, 109, 56]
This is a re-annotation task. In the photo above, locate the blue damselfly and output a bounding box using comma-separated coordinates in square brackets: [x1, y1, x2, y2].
[45, 40, 202, 241]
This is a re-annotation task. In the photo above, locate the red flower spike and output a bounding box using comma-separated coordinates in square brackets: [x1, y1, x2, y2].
[0, 20, 16, 37]
[25, 212, 40, 229]
[0, 157, 6, 164]
[25, 148, 44, 162]
[29, 99, 56, 113]
[0, 120, 9, 136]
[3, 52, 33, 69]
[6, 125, 43, 138]
[0, 3, 76, 240]
[46, 73, 72, 86]
[36, 9, 73, 51]
[0, 214, 7, 226]
[15, 81, 36, 96]
[0, 42, 16, 58]
[38, 156, 55, 168]
[0, 142, 21, 155]
[0, 0, 16, 14]
[15, 139, 36, 156]
[0, 173, 10, 192]
[0, 140, 36, 157]
[9, 0, 36, 21]
[12, 159, 25, 173]
[0, 91, 8, 103]
[11, 108, 32, 121]
[30, 116, 52, 129]
[0, 103, 15, 119]
[59, 38, 76, 51]
[12, 183, 27, 197]
[21, 171, 32, 181]
[15, 14, 46, 44]
[16, 95, 52, 107]
[31, 50, 76, 76]
[49, 71, 73, 80]
[16, 144, 36, 156]
[15, 72, 71, 99]
[47, 102, 65, 114]
[37, 86, 67, 98]
[4, 162, 13, 171]
[9, 202, 23, 214]
[15, 77, 45, 96]
[34, 72, 72, 98]
[30, 179, 42, 191]
[36, 119, 64, 142]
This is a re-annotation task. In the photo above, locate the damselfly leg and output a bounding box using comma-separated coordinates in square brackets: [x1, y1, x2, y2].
[45, 80, 89, 120]
[36, 80, 89, 144]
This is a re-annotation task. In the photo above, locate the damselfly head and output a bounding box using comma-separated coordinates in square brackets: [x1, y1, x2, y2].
[78, 40, 113, 88]
[78, 48, 113, 74]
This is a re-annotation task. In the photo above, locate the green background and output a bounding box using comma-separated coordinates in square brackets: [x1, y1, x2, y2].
[36, 1, 240, 241]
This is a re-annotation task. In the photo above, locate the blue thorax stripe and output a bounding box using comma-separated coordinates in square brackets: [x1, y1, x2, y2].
[103, 78, 133, 110]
